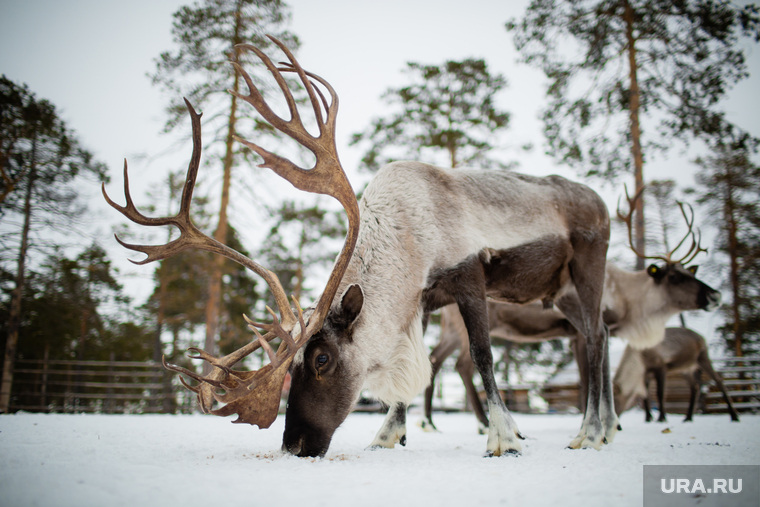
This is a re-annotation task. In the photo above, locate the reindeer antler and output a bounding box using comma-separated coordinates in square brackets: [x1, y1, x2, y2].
[616, 185, 707, 266]
[103, 36, 360, 429]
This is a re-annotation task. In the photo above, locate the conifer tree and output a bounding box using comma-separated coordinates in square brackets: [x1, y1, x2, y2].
[351, 59, 512, 171]
[0, 77, 107, 413]
[150, 0, 298, 363]
[507, 1, 760, 268]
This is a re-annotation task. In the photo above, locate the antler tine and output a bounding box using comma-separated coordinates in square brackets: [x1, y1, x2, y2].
[102, 98, 202, 230]
[103, 99, 297, 328]
[232, 46, 307, 141]
[664, 201, 701, 265]
[267, 36, 334, 131]
[257, 35, 335, 133]
[672, 202, 708, 266]
[230, 36, 360, 328]
[680, 228, 708, 265]
[616, 184, 665, 262]
[278, 62, 332, 120]
[161, 355, 227, 390]
[230, 39, 348, 199]
[245, 322, 281, 368]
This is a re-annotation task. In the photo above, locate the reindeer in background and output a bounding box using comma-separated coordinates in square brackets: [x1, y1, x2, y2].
[105, 37, 616, 457]
[614, 327, 739, 422]
[422, 188, 721, 430]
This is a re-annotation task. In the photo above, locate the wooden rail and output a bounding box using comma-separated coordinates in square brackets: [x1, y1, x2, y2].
[540, 355, 760, 415]
[8, 357, 196, 414]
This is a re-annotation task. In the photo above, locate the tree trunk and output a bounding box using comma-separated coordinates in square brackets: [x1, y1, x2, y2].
[155, 264, 167, 364]
[624, 1, 646, 270]
[202, 11, 243, 373]
[724, 171, 743, 357]
[0, 157, 36, 413]
[0, 152, 18, 205]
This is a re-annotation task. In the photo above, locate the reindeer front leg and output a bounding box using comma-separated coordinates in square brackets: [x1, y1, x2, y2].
[369, 403, 408, 449]
[458, 296, 523, 456]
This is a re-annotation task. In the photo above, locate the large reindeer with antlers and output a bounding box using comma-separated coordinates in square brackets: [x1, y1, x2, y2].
[104, 37, 616, 457]
[423, 188, 721, 430]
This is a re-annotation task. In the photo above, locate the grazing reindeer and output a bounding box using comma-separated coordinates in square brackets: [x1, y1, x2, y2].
[614, 327, 740, 422]
[104, 37, 615, 457]
[423, 188, 721, 430]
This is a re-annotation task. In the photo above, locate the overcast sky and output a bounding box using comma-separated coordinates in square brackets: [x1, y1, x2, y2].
[1, 0, 758, 307]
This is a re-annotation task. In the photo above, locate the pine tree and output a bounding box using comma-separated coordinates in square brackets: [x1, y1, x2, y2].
[691, 134, 760, 355]
[507, 0, 760, 268]
[350, 59, 512, 171]
[0, 77, 107, 413]
[150, 0, 298, 366]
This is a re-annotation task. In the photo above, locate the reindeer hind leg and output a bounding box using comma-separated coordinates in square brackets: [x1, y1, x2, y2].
[422, 336, 460, 432]
[699, 351, 740, 422]
[557, 234, 615, 449]
[684, 369, 701, 422]
[654, 368, 668, 422]
[455, 347, 489, 430]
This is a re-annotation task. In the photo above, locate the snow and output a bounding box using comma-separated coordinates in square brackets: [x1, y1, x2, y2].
[1, 410, 757, 507]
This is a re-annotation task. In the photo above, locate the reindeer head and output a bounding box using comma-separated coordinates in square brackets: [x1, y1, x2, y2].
[617, 186, 721, 314]
[282, 283, 365, 456]
[103, 37, 361, 456]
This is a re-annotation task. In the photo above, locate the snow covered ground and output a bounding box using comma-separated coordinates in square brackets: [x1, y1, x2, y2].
[1, 410, 757, 507]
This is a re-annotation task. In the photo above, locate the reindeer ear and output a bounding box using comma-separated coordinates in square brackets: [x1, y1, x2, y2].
[687, 265, 699, 275]
[335, 284, 364, 330]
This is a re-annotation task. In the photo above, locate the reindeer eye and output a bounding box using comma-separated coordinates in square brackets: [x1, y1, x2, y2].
[315, 354, 329, 368]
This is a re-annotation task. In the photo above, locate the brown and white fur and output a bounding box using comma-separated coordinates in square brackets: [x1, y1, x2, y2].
[614, 327, 739, 422]
[422, 261, 721, 430]
[283, 161, 615, 457]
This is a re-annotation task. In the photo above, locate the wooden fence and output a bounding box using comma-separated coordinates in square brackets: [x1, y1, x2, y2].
[8, 356, 196, 414]
[9, 354, 759, 417]
[541, 355, 760, 416]
[662, 356, 760, 415]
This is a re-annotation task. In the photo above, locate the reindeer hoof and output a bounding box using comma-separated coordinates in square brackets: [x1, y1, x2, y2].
[568, 433, 604, 450]
[417, 419, 439, 433]
[484, 448, 521, 458]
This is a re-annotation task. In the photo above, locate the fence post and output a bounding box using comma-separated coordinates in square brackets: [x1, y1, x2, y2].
[41, 345, 49, 411]
[106, 352, 116, 414]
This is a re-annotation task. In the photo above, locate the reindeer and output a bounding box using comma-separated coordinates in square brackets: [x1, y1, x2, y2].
[614, 327, 739, 422]
[422, 189, 722, 430]
[103, 37, 616, 457]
